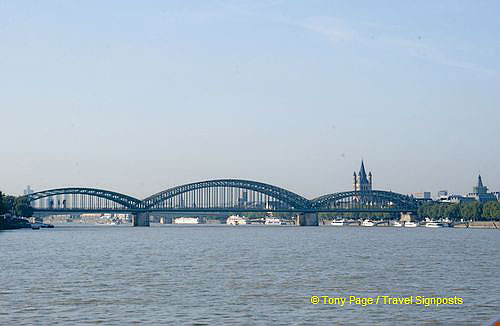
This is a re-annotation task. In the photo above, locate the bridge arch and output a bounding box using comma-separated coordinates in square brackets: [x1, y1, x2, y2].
[311, 190, 418, 212]
[142, 179, 311, 211]
[26, 187, 142, 210]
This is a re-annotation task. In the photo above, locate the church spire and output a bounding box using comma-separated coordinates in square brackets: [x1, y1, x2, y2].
[358, 160, 368, 183]
[473, 174, 488, 194]
[353, 159, 372, 191]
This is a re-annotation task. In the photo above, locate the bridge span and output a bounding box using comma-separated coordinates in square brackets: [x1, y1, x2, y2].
[25, 179, 419, 226]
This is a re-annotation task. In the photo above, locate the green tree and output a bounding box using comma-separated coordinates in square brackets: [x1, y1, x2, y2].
[14, 196, 34, 217]
[2, 195, 16, 215]
[417, 203, 433, 219]
[419, 203, 459, 220]
[429, 204, 442, 220]
[0, 191, 4, 214]
[444, 204, 461, 221]
[460, 202, 482, 221]
[482, 201, 500, 220]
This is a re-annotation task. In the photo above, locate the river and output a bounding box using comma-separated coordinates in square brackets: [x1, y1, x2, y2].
[1, 225, 499, 325]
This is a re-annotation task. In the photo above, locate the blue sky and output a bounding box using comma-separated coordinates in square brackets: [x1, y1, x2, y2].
[1, 0, 499, 198]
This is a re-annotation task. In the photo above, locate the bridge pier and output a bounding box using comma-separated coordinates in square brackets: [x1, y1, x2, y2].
[298, 212, 319, 226]
[132, 212, 150, 227]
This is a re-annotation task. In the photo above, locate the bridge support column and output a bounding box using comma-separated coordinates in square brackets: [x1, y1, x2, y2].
[298, 212, 319, 226]
[132, 212, 150, 227]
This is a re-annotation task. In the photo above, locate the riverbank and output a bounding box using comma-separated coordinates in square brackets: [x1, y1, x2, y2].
[0, 215, 31, 230]
[454, 221, 499, 229]
[321, 219, 500, 229]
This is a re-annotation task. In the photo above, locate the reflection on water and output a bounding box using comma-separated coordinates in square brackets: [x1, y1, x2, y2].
[1, 225, 499, 325]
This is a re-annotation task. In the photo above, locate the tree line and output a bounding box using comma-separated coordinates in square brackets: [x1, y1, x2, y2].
[417, 201, 500, 221]
[0, 191, 34, 217]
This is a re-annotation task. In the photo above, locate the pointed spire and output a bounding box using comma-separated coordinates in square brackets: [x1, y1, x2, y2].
[358, 160, 368, 182]
[477, 174, 484, 188]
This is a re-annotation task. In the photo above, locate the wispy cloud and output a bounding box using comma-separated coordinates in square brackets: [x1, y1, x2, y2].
[296, 16, 497, 77]
[154, 3, 497, 78]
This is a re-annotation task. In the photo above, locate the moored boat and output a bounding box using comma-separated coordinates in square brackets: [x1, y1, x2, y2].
[173, 217, 199, 224]
[226, 215, 247, 225]
[361, 219, 375, 227]
[264, 217, 281, 225]
[392, 221, 403, 227]
[404, 221, 417, 228]
[331, 219, 345, 226]
[424, 221, 442, 228]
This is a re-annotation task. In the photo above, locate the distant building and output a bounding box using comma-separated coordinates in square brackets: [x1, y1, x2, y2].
[353, 160, 372, 191]
[466, 175, 497, 202]
[409, 192, 431, 200]
[437, 190, 448, 197]
[438, 194, 474, 204]
[174, 217, 199, 224]
[23, 185, 33, 195]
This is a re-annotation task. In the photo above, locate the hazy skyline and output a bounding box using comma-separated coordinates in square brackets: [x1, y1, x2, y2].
[1, 1, 499, 198]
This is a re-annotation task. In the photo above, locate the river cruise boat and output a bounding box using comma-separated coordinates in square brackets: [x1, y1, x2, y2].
[226, 215, 247, 225]
[331, 219, 345, 226]
[361, 219, 375, 227]
[264, 217, 281, 225]
[173, 217, 199, 224]
[404, 221, 417, 228]
[424, 221, 442, 228]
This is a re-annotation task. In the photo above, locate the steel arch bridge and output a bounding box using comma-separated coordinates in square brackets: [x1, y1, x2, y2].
[311, 190, 419, 212]
[25, 180, 419, 216]
[142, 179, 311, 211]
[27, 187, 141, 212]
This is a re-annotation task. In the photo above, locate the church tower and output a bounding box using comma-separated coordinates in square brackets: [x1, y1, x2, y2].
[354, 160, 373, 191]
[467, 174, 496, 202]
[473, 174, 488, 194]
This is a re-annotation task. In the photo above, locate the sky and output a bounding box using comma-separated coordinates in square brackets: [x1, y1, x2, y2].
[1, 0, 499, 199]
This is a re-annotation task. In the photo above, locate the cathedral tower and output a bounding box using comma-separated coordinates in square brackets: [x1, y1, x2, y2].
[473, 174, 488, 194]
[354, 160, 372, 191]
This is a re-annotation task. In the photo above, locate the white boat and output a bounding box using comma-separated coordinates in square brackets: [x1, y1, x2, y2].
[392, 221, 403, 227]
[226, 215, 247, 225]
[361, 219, 375, 227]
[173, 217, 199, 224]
[264, 217, 281, 225]
[404, 221, 417, 228]
[331, 219, 345, 226]
[424, 222, 442, 228]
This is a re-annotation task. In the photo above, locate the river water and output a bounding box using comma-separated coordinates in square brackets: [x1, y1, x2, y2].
[1, 225, 499, 325]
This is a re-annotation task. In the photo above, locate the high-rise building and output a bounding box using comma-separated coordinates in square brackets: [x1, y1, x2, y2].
[438, 194, 474, 204]
[437, 190, 448, 198]
[353, 160, 372, 192]
[23, 185, 33, 195]
[409, 192, 431, 199]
